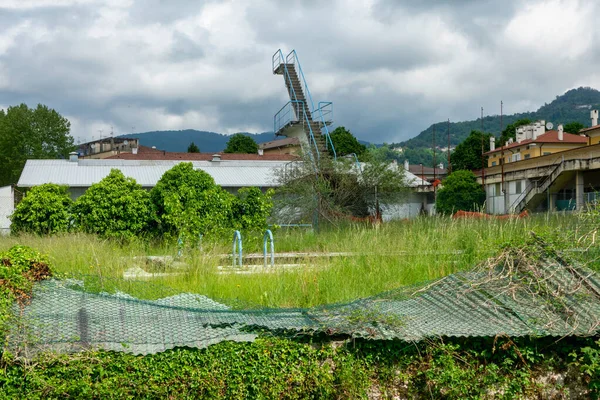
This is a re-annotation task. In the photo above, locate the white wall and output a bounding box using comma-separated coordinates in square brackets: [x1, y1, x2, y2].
[485, 179, 527, 214]
[381, 192, 432, 220]
[0, 186, 14, 234]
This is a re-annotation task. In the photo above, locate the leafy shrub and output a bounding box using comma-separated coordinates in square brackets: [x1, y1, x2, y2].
[2, 337, 596, 398]
[573, 339, 600, 396]
[0, 245, 51, 337]
[72, 169, 153, 240]
[232, 187, 274, 233]
[10, 184, 72, 235]
[436, 170, 485, 215]
[151, 163, 234, 240]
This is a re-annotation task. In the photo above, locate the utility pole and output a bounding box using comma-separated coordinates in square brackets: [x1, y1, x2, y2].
[500, 101, 503, 132]
[433, 125, 436, 177]
[500, 100, 506, 212]
[481, 107, 485, 186]
[433, 124, 437, 197]
[447, 118, 451, 174]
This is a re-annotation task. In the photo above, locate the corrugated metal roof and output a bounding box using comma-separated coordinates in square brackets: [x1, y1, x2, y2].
[18, 159, 291, 188]
[19, 159, 428, 188]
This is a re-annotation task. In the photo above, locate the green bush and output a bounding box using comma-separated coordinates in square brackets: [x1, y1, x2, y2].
[2, 337, 596, 398]
[10, 184, 72, 235]
[233, 187, 274, 233]
[0, 245, 51, 337]
[151, 163, 234, 240]
[436, 170, 486, 215]
[72, 169, 153, 240]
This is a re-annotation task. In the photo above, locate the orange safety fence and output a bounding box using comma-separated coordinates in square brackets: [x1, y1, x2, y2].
[452, 210, 529, 220]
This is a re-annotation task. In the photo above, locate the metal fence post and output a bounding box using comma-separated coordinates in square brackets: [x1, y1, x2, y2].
[232, 231, 242, 267]
[263, 229, 274, 267]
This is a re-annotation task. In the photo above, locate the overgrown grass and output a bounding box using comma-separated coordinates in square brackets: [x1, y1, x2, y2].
[0, 213, 595, 308]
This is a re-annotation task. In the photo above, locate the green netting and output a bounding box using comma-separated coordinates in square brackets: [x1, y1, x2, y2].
[7, 243, 600, 356]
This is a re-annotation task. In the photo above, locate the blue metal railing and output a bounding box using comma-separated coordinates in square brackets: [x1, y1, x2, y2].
[347, 153, 362, 172]
[263, 229, 274, 267]
[286, 50, 316, 113]
[272, 50, 285, 74]
[273, 102, 320, 167]
[273, 101, 301, 134]
[232, 230, 242, 267]
[314, 101, 336, 160]
[275, 53, 320, 162]
[314, 101, 333, 124]
[272, 49, 338, 164]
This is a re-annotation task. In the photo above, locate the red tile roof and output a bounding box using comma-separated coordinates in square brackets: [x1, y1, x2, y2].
[578, 125, 600, 133]
[136, 145, 164, 154]
[485, 130, 588, 155]
[107, 150, 298, 161]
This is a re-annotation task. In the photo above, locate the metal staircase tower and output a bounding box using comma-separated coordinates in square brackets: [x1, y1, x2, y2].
[272, 50, 336, 166]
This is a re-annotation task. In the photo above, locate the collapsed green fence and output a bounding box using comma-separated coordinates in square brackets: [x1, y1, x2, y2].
[8, 242, 600, 357]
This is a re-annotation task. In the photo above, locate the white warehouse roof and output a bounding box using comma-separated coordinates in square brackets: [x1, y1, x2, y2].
[18, 159, 430, 189]
[18, 159, 290, 188]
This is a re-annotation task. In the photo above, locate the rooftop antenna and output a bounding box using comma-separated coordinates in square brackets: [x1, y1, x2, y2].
[545, 122, 554, 130]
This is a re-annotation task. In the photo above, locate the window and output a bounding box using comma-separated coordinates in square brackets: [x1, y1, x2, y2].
[524, 154, 531, 159]
[512, 153, 521, 162]
[491, 161, 497, 166]
[516, 181, 522, 194]
[543, 152, 551, 156]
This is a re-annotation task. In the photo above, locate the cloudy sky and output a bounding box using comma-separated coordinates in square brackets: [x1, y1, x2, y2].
[1, 0, 599, 144]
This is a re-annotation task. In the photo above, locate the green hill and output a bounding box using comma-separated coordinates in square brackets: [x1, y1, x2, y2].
[116, 130, 277, 153]
[396, 87, 600, 150]
[118, 130, 377, 153]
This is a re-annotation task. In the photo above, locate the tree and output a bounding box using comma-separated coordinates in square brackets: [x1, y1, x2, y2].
[232, 187, 274, 232]
[151, 163, 234, 240]
[328, 126, 367, 159]
[436, 170, 485, 215]
[224, 133, 258, 154]
[563, 121, 585, 134]
[11, 184, 72, 235]
[274, 149, 407, 224]
[0, 104, 75, 186]
[499, 119, 531, 145]
[72, 169, 153, 240]
[364, 144, 401, 163]
[187, 142, 200, 153]
[450, 130, 493, 171]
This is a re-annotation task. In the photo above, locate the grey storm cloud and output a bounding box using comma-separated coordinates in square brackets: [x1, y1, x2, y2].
[1, 0, 600, 144]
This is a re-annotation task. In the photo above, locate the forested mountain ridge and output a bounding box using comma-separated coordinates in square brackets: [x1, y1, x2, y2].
[116, 130, 276, 153]
[396, 87, 600, 150]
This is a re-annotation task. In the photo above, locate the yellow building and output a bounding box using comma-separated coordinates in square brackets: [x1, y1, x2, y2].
[582, 127, 600, 145]
[485, 127, 587, 168]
